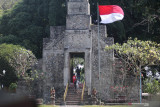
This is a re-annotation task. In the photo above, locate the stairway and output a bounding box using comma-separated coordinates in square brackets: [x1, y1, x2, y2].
[55, 83, 96, 105]
[65, 83, 83, 105]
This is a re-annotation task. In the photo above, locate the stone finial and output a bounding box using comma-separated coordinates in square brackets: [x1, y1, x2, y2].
[50, 87, 55, 98]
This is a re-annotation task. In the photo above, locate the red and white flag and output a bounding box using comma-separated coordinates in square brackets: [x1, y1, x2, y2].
[99, 5, 124, 24]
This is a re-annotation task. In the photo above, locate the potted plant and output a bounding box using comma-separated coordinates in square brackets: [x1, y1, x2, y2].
[9, 83, 17, 93]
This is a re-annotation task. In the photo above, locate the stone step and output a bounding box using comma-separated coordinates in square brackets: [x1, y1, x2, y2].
[68, 90, 82, 92]
[69, 90, 81, 92]
[68, 91, 82, 93]
[68, 90, 86, 92]
[68, 88, 83, 91]
[65, 101, 81, 105]
[67, 93, 81, 95]
[69, 84, 83, 88]
[66, 93, 81, 96]
[66, 97, 81, 100]
[66, 96, 81, 98]
[68, 88, 83, 90]
[67, 91, 82, 93]
[65, 98, 81, 100]
[67, 94, 81, 96]
[66, 95, 81, 98]
[66, 96, 81, 99]
[62, 83, 89, 105]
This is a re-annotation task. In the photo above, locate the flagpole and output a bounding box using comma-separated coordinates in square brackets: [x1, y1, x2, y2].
[97, 3, 100, 81]
[97, 2, 101, 101]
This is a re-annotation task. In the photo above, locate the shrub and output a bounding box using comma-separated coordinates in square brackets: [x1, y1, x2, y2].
[9, 82, 17, 90]
[143, 78, 160, 94]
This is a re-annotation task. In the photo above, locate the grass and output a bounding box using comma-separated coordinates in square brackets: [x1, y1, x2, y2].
[81, 105, 134, 107]
[39, 105, 134, 107]
[39, 105, 58, 107]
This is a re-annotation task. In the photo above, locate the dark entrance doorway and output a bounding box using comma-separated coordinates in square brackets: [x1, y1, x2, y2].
[70, 52, 85, 83]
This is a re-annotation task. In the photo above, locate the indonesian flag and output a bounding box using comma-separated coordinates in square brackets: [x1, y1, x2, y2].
[99, 5, 124, 24]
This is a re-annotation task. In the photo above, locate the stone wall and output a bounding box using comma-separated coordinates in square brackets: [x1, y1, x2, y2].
[41, 0, 140, 104]
[114, 58, 140, 102]
[16, 0, 140, 104]
[43, 26, 65, 50]
[16, 79, 44, 99]
[64, 30, 91, 49]
[66, 0, 91, 30]
[43, 26, 65, 103]
[91, 25, 114, 100]
[67, 0, 90, 15]
[66, 15, 91, 30]
[16, 59, 44, 98]
[43, 52, 65, 104]
[16, 79, 31, 96]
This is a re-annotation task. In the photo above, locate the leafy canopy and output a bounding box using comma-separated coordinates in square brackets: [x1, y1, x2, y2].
[0, 0, 160, 59]
[0, 0, 66, 58]
[0, 43, 37, 77]
[105, 38, 160, 74]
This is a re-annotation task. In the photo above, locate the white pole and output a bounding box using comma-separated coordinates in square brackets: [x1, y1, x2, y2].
[140, 71, 142, 103]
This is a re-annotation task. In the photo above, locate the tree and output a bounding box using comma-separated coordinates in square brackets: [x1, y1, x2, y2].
[89, 0, 160, 43]
[0, 34, 20, 44]
[106, 38, 160, 97]
[106, 38, 160, 75]
[0, 0, 160, 59]
[0, 44, 37, 78]
[0, 0, 66, 58]
[0, 56, 17, 88]
[0, 0, 22, 17]
[48, 0, 66, 26]
[0, 0, 22, 11]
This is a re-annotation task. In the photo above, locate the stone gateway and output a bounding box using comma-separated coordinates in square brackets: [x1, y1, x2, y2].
[42, 0, 139, 103]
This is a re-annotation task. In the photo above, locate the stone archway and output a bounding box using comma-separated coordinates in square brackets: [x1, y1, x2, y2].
[63, 50, 92, 94]
[69, 52, 85, 83]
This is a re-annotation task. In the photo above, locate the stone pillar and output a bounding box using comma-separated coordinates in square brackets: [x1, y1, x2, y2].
[66, 0, 91, 30]
[85, 49, 92, 95]
[64, 52, 70, 86]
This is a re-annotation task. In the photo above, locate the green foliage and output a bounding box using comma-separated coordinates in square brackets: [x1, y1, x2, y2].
[27, 70, 44, 80]
[0, 10, 3, 17]
[0, 43, 37, 78]
[143, 78, 160, 94]
[0, 0, 66, 58]
[0, 35, 20, 44]
[89, 0, 160, 43]
[70, 58, 84, 69]
[0, 0, 22, 10]
[9, 82, 17, 90]
[0, 0, 22, 17]
[105, 38, 160, 75]
[49, 0, 66, 26]
[22, 69, 44, 93]
[0, 0, 159, 59]
[0, 56, 17, 87]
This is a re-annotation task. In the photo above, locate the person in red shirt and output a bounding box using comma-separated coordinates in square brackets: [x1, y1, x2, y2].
[72, 73, 76, 84]
[72, 74, 77, 92]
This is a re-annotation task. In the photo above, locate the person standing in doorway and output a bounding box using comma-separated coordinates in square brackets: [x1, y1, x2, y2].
[72, 74, 77, 92]
[76, 67, 81, 81]
[72, 73, 76, 84]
